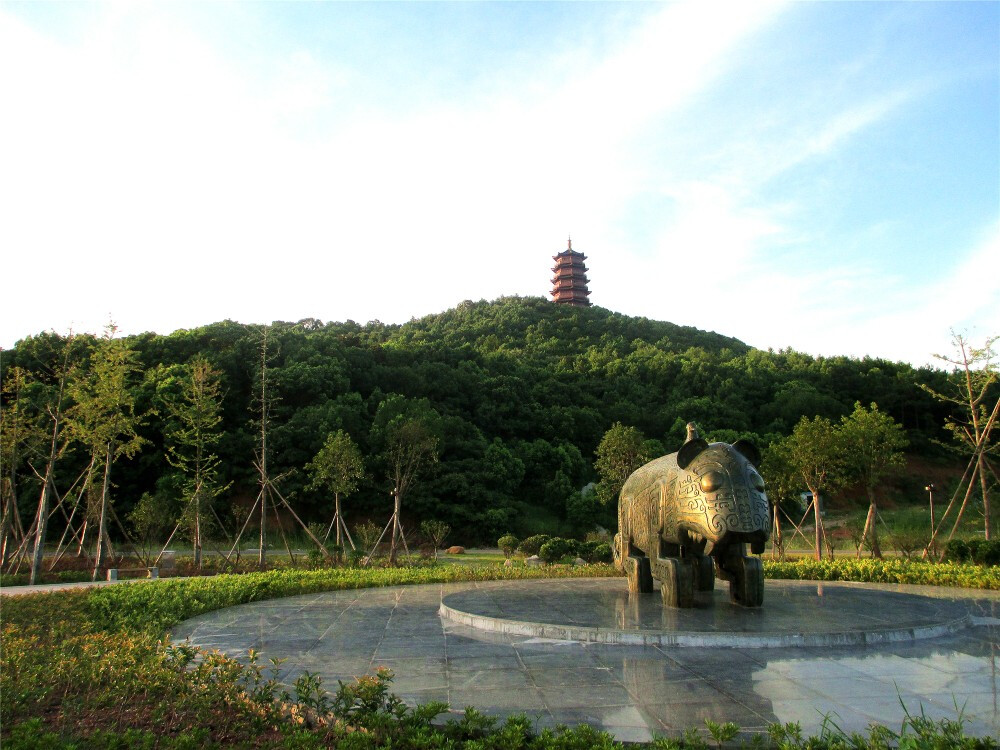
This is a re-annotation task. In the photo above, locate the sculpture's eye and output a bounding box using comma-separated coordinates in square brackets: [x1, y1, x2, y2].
[750, 473, 765, 492]
[700, 472, 725, 493]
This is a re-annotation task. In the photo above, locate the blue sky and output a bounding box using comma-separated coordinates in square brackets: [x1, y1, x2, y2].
[1, 1, 997, 366]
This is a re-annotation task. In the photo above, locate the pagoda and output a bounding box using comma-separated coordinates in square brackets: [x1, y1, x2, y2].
[550, 238, 591, 306]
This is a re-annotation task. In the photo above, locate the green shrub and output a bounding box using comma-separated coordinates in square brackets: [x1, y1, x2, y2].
[497, 533, 519, 559]
[576, 540, 613, 563]
[517, 534, 551, 556]
[944, 539, 1000, 567]
[944, 539, 970, 563]
[590, 542, 613, 564]
[538, 538, 574, 564]
[969, 539, 1000, 566]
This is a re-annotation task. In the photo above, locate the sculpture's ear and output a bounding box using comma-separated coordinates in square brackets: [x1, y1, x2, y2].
[677, 437, 709, 470]
[732, 439, 761, 468]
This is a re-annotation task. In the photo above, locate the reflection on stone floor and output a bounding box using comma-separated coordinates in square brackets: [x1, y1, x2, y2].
[170, 579, 1000, 741]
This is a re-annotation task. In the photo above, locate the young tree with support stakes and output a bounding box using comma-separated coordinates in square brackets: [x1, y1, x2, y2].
[839, 402, 908, 558]
[253, 325, 276, 569]
[224, 325, 333, 569]
[66, 325, 148, 580]
[306, 429, 365, 559]
[0, 365, 42, 569]
[158, 357, 230, 571]
[773, 416, 847, 560]
[25, 339, 78, 585]
[371, 395, 440, 566]
[760, 441, 809, 561]
[420, 519, 450, 560]
[923, 333, 998, 541]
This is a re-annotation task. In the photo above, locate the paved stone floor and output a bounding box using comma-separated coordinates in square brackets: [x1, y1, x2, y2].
[170, 578, 1000, 743]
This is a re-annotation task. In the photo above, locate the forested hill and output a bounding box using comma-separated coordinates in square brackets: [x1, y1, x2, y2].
[382, 297, 749, 358]
[3, 296, 953, 543]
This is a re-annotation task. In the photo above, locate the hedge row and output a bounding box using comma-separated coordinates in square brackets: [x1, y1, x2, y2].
[944, 539, 1000, 567]
[508, 534, 612, 563]
[764, 558, 1000, 589]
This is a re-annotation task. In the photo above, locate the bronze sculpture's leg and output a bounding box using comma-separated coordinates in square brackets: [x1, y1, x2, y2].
[728, 555, 764, 607]
[653, 557, 695, 608]
[624, 554, 654, 593]
[695, 554, 715, 592]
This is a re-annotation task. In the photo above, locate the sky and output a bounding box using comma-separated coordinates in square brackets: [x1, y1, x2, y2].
[1, 1, 997, 368]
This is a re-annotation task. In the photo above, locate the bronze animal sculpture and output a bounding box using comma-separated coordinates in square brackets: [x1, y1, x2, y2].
[614, 423, 770, 607]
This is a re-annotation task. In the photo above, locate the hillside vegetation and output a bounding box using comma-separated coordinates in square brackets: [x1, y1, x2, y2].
[1, 296, 958, 545]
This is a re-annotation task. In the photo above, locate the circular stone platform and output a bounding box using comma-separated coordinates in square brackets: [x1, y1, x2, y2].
[441, 578, 977, 647]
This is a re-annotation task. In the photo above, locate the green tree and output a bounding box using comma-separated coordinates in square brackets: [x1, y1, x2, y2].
[774, 416, 847, 560]
[593, 422, 653, 505]
[127, 491, 173, 565]
[26, 342, 77, 585]
[420, 519, 450, 560]
[565, 488, 599, 536]
[839, 402, 908, 558]
[67, 325, 148, 579]
[0, 366, 41, 568]
[306, 429, 365, 555]
[371, 396, 441, 565]
[159, 357, 229, 570]
[1, 296, 965, 547]
[760, 438, 808, 560]
[252, 324, 277, 569]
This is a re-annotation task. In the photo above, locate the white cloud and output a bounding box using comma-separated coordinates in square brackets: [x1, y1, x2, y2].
[730, 223, 999, 366]
[1, 0, 991, 374]
[0, 1, 791, 346]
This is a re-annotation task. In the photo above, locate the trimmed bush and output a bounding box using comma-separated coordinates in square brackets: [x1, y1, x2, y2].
[969, 539, 1000, 567]
[497, 534, 519, 559]
[538, 538, 574, 564]
[576, 540, 612, 564]
[944, 539, 1000, 567]
[517, 534, 551, 557]
[590, 542, 613, 564]
[944, 539, 970, 563]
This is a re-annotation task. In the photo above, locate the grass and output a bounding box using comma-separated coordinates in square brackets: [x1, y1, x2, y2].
[432, 549, 506, 566]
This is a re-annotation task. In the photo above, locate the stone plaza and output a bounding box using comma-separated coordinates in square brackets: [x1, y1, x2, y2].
[171, 578, 1000, 743]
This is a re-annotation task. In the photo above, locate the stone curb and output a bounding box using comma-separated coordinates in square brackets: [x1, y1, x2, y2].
[438, 600, 972, 648]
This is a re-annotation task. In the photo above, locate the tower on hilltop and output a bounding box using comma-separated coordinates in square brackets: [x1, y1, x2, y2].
[550, 237, 591, 307]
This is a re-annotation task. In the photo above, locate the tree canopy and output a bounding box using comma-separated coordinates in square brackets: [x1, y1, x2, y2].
[0, 297, 967, 545]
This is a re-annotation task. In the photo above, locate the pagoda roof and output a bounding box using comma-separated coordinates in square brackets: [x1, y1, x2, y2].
[552, 236, 586, 261]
